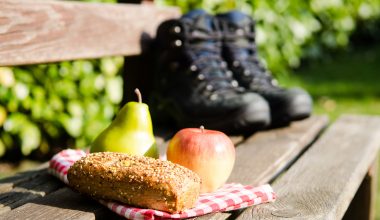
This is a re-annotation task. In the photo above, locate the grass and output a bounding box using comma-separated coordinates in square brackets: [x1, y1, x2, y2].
[277, 43, 380, 120]
[277, 43, 380, 218]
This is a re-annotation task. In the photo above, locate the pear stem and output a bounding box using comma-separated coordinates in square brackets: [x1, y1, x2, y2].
[135, 88, 142, 103]
[200, 125, 205, 133]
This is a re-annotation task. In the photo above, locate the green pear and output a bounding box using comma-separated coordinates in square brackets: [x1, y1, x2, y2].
[90, 89, 159, 158]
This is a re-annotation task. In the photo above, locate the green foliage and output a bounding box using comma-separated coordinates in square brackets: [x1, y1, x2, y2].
[156, 0, 380, 74]
[0, 57, 124, 157]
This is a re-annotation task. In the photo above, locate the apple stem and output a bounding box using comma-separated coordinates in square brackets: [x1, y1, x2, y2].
[135, 88, 142, 103]
[200, 125, 205, 133]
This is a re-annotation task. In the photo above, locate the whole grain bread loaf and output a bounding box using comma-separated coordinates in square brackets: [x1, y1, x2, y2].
[67, 152, 201, 213]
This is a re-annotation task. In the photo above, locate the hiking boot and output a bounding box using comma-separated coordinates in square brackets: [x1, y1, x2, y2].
[217, 11, 313, 124]
[151, 9, 270, 133]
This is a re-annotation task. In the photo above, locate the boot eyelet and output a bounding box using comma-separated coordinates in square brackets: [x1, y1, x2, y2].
[173, 26, 181, 33]
[233, 60, 240, 67]
[174, 39, 182, 47]
[236, 29, 244, 36]
[244, 70, 250, 76]
[231, 80, 239, 87]
[197, 74, 205, 80]
[190, 65, 197, 71]
[206, 84, 213, 91]
[209, 94, 218, 101]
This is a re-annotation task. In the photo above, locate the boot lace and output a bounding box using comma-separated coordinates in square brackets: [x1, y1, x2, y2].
[181, 20, 241, 100]
[223, 29, 280, 92]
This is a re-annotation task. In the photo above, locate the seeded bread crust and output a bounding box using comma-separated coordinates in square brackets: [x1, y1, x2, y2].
[67, 152, 201, 213]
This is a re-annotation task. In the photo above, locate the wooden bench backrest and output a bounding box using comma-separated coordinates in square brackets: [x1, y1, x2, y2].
[0, 0, 180, 66]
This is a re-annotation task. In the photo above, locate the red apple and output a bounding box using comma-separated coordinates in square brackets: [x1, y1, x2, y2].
[167, 126, 235, 193]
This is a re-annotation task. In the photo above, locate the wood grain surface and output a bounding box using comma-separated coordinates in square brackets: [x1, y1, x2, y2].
[0, 164, 63, 215]
[0, 0, 180, 66]
[239, 114, 380, 220]
[228, 115, 328, 185]
[0, 187, 123, 220]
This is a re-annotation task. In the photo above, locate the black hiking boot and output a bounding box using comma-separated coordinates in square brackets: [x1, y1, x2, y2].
[217, 11, 312, 125]
[151, 9, 270, 133]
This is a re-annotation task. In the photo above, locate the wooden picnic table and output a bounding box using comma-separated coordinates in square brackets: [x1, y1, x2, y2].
[0, 114, 379, 219]
[1, 0, 380, 219]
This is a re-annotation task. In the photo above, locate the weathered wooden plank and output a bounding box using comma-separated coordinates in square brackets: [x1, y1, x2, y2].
[0, 164, 63, 215]
[0, 164, 48, 193]
[239, 114, 380, 220]
[0, 187, 122, 220]
[196, 115, 328, 219]
[228, 115, 328, 185]
[0, 0, 180, 66]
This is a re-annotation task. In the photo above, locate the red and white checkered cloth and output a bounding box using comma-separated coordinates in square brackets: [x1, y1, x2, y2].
[49, 149, 276, 220]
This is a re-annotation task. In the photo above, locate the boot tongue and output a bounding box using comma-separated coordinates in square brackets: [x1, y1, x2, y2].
[182, 9, 215, 34]
[218, 11, 255, 58]
[220, 10, 253, 29]
[182, 10, 220, 57]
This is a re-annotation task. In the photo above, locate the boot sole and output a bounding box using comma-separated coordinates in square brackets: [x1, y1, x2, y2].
[153, 98, 270, 134]
[271, 100, 312, 126]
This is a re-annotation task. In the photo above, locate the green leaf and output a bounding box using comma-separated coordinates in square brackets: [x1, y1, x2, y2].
[61, 115, 83, 138]
[105, 76, 123, 104]
[20, 123, 41, 155]
[3, 113, 28, 133]
[101, 57, 119, 76]
[68, 100, 84, 117]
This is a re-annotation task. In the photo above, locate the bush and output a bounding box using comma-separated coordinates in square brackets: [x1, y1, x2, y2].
[156, 0, 380, 74]
[0, 58, 124, 157]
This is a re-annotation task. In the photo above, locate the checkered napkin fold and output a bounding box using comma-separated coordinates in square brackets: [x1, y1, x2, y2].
[49, 149, 276, 220]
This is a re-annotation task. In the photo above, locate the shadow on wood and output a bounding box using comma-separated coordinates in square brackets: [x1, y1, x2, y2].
[0, 187, 124, 220]
[0, 167, 63, 215]
[343, 155, 378, 220]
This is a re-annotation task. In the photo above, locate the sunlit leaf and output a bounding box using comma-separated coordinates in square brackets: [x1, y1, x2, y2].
[105, 76, 123, 104]
[20, 123, 41, 155]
